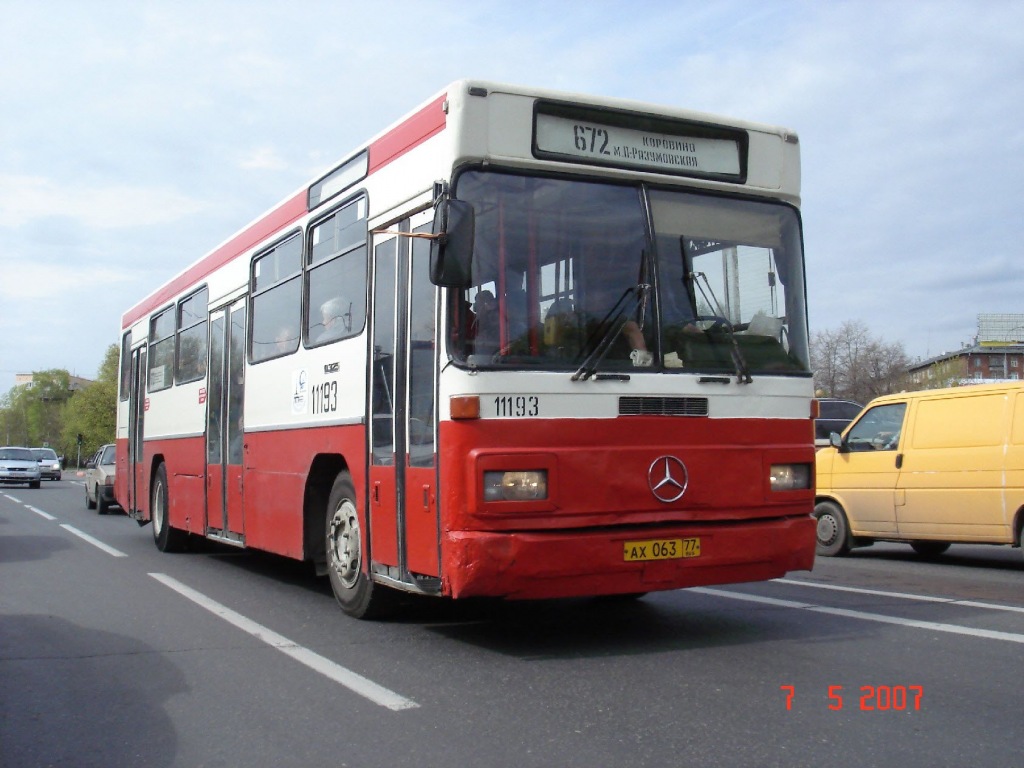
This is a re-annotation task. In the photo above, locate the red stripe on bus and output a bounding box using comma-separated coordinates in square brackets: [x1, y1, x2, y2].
[122, 93, 448, 331]
[121, 191, 307, 328]
[367, 94, 447, 174]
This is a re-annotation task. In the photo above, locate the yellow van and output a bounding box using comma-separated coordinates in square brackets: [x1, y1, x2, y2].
[814, 382, 1024, 557]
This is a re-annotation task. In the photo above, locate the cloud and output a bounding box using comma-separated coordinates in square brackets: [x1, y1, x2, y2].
[0, 262, 132, 302]
[238, 147, 288, 172]
[0, 175, 205, 229]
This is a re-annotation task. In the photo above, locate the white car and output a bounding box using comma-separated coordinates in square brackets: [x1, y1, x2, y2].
[85, 443, 118, 514]
[30, 447, 62, 480]
[0, 447, 42, 489]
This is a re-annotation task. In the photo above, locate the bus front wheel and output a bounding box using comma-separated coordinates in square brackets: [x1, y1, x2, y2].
[814, 500, 851, 557]
[325, 472, 394, 619]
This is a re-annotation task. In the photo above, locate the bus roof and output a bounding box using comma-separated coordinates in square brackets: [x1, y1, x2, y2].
[121, 79, 798, 330]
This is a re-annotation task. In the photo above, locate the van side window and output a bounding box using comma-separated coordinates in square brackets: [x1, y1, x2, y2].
[845, 402, 907, 452]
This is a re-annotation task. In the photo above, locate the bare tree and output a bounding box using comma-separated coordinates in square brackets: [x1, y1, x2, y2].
[811, 320, 910, 404]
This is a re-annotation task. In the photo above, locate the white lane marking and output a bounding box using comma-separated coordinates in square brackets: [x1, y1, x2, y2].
[775, 578, 1024, 615]
[691, 587, 1024, 645]
[60, 524, 128, 557]
[26, 505, 57, 521]
[148, 573, 419, 711]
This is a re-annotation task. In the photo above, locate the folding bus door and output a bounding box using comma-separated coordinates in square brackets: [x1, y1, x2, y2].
[127, 345, 147, 517]
[205, 299, 246, 542]
[368, 212, 439, 582]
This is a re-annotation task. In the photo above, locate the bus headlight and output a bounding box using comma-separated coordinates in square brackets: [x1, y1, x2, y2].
[769, 463, 811, 491]
[483, 470, 548, 501]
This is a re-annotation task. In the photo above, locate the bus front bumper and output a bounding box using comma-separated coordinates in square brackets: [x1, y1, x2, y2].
[443, 514, 816, 600]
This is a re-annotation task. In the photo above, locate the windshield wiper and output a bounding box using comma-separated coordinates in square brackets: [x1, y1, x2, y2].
[689, 271, 752, 384]
[572, 284, 650, 382]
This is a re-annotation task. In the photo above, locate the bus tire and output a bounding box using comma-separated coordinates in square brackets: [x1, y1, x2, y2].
[910, 541, 950, 557]
[814, 500, 851, 557]
[325, 472, 394, 619]
[152, 463, 186, 552]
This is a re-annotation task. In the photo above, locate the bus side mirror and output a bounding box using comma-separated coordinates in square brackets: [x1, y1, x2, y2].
[829, 431, 844, 450]
[429, 199, 474, 287]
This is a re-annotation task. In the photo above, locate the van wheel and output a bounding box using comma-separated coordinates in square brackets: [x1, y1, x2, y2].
[814, 501, 851, 557]
[324, 472, 396, 619]
[910, 541, 950, 557]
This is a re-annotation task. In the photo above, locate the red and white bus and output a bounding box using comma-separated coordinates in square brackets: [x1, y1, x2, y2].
[116, 80, 816, 618]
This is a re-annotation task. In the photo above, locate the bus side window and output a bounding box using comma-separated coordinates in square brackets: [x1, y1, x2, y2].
[251, 233, 302, 363]
[306, 196, 368, 346]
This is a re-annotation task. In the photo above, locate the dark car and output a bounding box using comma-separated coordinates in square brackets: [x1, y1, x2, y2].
[85, 443, 118, 514]
[30, 447, 62, 480]
[815, 398, 863, 446]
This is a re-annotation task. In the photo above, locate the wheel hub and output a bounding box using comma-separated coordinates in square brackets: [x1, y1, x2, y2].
[328, 500, 361, 589]
[816, 514, 838, 546]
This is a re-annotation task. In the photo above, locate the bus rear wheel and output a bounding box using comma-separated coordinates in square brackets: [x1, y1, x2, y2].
[325, 472, 395, 619]
[152, 463, 186, 552]
[814, 500, 851, 557]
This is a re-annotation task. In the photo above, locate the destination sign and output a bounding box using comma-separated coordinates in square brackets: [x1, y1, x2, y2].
[534, 112, 742, 178]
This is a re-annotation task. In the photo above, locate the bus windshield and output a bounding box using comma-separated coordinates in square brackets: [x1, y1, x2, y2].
[447, 170, 810, 375]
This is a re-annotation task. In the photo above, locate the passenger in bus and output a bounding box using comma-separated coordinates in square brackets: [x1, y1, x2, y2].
[273, 327, 295, 356]
[471, 290, 500, 356]
[317, 297, 348, 343]
[543, 297, 579, 355]
[583, 284, 652, 366]
[503, 281, 529, 343]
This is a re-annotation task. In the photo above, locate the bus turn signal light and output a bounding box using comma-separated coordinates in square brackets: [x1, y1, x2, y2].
[450, 395, 480, 420]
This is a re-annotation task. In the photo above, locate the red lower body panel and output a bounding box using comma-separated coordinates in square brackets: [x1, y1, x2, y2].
[444, 514, 816, 599]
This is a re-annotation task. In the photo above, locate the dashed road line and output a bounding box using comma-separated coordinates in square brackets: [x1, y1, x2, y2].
[60, 524, 128, 557]
[25, 505, 57, 521]
[692, 586, 1024, 645]
[149, 572, 420, 711]
[775, 578, 1024, 615]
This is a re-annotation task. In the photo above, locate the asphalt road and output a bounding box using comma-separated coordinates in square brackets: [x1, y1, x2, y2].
[2, 479, 1022, 768]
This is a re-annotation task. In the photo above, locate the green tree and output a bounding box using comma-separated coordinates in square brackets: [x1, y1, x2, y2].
[914, 356, 967, 390]
[62, 344, 119, 465]
[0, 369, 72, 450]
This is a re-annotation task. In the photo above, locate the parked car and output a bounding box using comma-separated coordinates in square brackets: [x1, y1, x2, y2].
[815, 398, 863, 447]
[85, 443, 118, 514]
[30, 447, 62, 480]
[0, 446, 42, 488]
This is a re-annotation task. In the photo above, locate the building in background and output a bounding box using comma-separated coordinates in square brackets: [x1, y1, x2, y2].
[14, 373, 92, 392]
[908, 313, 1024, 388]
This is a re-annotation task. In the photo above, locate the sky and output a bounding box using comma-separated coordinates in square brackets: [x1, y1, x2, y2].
[2, 0, 1022, 392]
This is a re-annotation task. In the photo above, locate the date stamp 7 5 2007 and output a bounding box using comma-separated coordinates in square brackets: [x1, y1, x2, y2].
[780, 685, 923, 711]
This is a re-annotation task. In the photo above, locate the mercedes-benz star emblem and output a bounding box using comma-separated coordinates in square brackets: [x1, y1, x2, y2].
[648, 456, 688, 503]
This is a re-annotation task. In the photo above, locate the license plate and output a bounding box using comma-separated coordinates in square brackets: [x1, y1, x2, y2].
[623, 537, 701, 562]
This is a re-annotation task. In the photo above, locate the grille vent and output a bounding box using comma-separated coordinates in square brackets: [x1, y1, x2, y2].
[618, 396, 709, 417]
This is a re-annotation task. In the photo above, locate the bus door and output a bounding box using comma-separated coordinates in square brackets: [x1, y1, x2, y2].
[127, 345, 147, 517]
[369, 214, 440, 581]
[205, 299, 246, 542]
